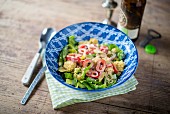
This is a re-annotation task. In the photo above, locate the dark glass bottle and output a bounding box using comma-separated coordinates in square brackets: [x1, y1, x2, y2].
[117, 0, 146, 42]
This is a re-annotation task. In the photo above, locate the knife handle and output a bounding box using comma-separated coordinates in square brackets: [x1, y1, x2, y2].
[22, 53, 40, 85]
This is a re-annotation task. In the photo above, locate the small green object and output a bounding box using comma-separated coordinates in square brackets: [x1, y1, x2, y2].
[64, 73, 73, 79]
[66, 79, 73, 85]
[81, 65, 91, 80]
[145, 44, 157, 54]
[108, 44, 116, 51]
[68, 35, 77, 46]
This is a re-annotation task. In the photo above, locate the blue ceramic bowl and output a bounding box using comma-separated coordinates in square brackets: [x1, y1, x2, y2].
[45, 22, 138, 92]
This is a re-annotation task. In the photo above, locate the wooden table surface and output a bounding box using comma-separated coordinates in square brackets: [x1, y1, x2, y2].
[0, 0, 170, 114]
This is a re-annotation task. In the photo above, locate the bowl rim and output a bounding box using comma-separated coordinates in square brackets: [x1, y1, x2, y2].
[45, 21, 139, 92]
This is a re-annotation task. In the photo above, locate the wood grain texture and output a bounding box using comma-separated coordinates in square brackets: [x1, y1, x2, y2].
[0, 0, 170, 114]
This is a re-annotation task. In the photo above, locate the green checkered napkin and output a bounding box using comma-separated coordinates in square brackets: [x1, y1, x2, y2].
[42, 51, 138, 109]
[45, 71, 138, 109]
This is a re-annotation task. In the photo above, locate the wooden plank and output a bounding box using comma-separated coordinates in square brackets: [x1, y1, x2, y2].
[150, 53, 170, 112]
[0, 95, 45, 114]
[0, 56, 48, 90]
[41, 97, 153, 114]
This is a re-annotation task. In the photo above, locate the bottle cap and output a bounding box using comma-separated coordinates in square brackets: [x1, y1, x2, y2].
[144, 44, 156, 54]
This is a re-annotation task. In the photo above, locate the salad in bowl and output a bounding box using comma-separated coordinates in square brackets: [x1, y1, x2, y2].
[58, 36, 125, 90]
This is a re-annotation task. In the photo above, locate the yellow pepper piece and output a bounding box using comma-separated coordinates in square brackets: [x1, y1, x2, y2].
[80, 55, 86, 60]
